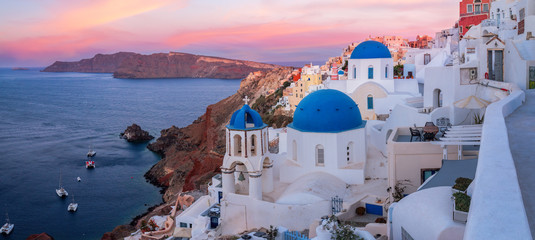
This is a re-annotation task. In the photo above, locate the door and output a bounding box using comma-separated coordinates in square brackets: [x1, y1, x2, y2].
[487, 50, 494, 80]
[494, 50, 504, 82]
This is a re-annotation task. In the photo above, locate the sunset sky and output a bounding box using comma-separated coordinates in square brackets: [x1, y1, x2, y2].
[0, 0, 458, 67]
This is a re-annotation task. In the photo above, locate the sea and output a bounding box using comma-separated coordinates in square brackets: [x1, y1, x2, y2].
[0, 68, 241, 240]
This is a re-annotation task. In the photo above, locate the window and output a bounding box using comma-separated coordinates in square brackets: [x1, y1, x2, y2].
[353, 66, 357, 79]
[347, 142, 354, 162]
[424, 54, 431, 65]
[483, 3, 489, 12]
[475, 4, 481, 14]
[233, 135, 242, 156]
[180, 222, 188, 228]
[292, 140, 297, 161]
[385, 66, 388, 78]
[316, 145, 324, 166]
[421, 168, 440, 184]
[367, 95, 373, 110]
[368, 66, 373, 79]
[467, 4, 473, 13]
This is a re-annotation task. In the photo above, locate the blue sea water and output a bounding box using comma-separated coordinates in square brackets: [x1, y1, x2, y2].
[0, 68, 241, 239]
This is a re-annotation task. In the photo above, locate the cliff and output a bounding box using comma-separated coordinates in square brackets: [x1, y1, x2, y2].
[113, 52, 279, 79]
[42, 52, 136, 73]
[42, 51, 279, 79]
[144, 67, 294, 201]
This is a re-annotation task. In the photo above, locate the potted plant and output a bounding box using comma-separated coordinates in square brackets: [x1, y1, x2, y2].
[452, 177, 472, 194]
[452, 192, 471, 223]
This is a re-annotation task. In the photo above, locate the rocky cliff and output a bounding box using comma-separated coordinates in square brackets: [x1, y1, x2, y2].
[101, 67, 294, 239]
[113, 52, 279, 79]
[42, 52, 136, 73]
[43, 51, 279, 79]
[145, 67, 294, 201]
[120, 124, 154, 142]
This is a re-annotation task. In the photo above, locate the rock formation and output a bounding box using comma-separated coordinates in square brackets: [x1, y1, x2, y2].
[26, 233, 54, 240]
[42, 51, 279, 79]
[42, 52, 136, 73]
[113, 52, 279, 79]
[121, 124, 154, 142]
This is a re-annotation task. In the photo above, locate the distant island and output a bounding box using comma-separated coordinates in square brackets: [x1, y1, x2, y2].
[42, 52, 279, 79]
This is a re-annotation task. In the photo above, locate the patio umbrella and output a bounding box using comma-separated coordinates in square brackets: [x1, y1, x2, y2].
[454, 95, 491, 109]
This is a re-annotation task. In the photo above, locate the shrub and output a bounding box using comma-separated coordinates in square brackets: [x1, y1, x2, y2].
[452, 177, 473, 191]
[453, 192, 471, 212]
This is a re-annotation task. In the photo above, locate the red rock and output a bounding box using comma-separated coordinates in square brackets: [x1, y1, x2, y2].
[26, 233, 54, 240]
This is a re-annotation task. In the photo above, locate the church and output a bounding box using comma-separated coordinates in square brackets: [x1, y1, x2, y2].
[217, 89, 371, 235]
[327, 40, 421, 120]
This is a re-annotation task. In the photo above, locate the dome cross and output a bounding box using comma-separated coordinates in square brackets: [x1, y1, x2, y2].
[243, 96, 250, 105]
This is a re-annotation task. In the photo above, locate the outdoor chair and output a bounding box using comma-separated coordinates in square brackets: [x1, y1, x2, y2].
[436, 117, 452, 135]
[425, 121, 435, 127]
[409, 127, 421, 142]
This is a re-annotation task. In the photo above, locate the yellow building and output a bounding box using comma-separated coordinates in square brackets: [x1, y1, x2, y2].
[288, 65, 323, 111]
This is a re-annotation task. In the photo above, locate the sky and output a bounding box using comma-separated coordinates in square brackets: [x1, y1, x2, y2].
[0, 0, 458, 67]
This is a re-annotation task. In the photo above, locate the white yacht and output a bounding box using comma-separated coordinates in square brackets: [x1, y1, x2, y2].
[68, 195, 78, 212]
[77, 177, 81, 182]
[87, 146, 96, 157]
[1, 213, 14, 235]
[56, 172, 68, 198]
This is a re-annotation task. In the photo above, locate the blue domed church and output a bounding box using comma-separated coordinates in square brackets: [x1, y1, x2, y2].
[327, 40, 420, 121]
[280, 89, 368, 185]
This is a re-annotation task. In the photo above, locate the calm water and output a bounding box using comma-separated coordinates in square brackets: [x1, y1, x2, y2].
[0, 68, 241, 239]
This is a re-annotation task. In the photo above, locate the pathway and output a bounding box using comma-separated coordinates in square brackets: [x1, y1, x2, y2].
[506, 89, 535, 238]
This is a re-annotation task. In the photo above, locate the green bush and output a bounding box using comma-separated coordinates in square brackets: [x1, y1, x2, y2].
[452, 177, 473, 191]
[453, 192, 471, 212]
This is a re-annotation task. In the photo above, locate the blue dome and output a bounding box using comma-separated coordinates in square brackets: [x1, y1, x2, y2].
[227, 104, 266, 130]
[350, 41, 391, 59]
[289, 89, 365, 133]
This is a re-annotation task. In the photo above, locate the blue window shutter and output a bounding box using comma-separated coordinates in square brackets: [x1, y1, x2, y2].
[367, 96, 373, 109]
[368, 67, 373, 79]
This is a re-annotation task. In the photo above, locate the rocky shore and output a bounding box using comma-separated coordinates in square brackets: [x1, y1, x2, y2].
[42, 52, 279, 79]
[120, 124, 154, 142]
[102, 67, 295, 239]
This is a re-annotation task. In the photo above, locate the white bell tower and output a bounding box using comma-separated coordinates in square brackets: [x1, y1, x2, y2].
[221, 96, 273, 200]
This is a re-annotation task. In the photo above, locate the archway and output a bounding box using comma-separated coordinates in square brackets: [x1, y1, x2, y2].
[233, 134, 242, 156]
[433, 89, 442, 108]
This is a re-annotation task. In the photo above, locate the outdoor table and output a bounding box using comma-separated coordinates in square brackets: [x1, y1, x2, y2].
[423, 125, 439, 140]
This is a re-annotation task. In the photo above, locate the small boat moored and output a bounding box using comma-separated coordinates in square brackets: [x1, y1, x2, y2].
[87, 145, 96, 157]
[1, 213, 14, 235]
[56, 172, 68, 198]
[68, 195, 78, 212]
[77, 177, 81, 182]
[85, 159, 95, 169]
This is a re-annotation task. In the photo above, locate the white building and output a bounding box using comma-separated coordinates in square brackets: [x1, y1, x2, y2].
[326, 40, 421, 121]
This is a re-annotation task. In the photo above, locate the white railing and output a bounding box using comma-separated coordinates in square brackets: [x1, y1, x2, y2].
[464, 88, 531, 239]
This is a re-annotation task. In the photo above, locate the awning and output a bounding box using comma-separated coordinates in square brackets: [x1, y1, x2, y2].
[418, 159, 478, 191]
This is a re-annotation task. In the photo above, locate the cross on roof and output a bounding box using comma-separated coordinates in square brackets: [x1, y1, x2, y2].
[243, 96, 250, 105]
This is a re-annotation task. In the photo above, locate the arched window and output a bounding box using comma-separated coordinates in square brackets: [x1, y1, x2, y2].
[367, 94, 374, 110]
[385, 65, 388, 78]
[251, 134, 257, 156]
[433, 89, 442, 108]
[316, 145, 324, 166]
[233, 135, 242, 156]
[368, 66, 373, 79]
[347, 142, 354, 162]
[292, 140, 297, 161]
[353, 65, 357, 79]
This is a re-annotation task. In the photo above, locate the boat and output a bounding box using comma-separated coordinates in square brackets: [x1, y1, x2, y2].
[85, 159, 95, 169]
[77, 177, 81, 182]
[68, 195, 78, 212]
[1, 213, 14, 235]
[56, 172, 68, 198]
[87, 146, 96, 157]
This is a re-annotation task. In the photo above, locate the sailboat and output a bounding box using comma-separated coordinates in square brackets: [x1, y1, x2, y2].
[68, 195, 78, 212]
[87, 145, 96, 157]
[56, 171, 68, 198]
[0, 213, 14, 234]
